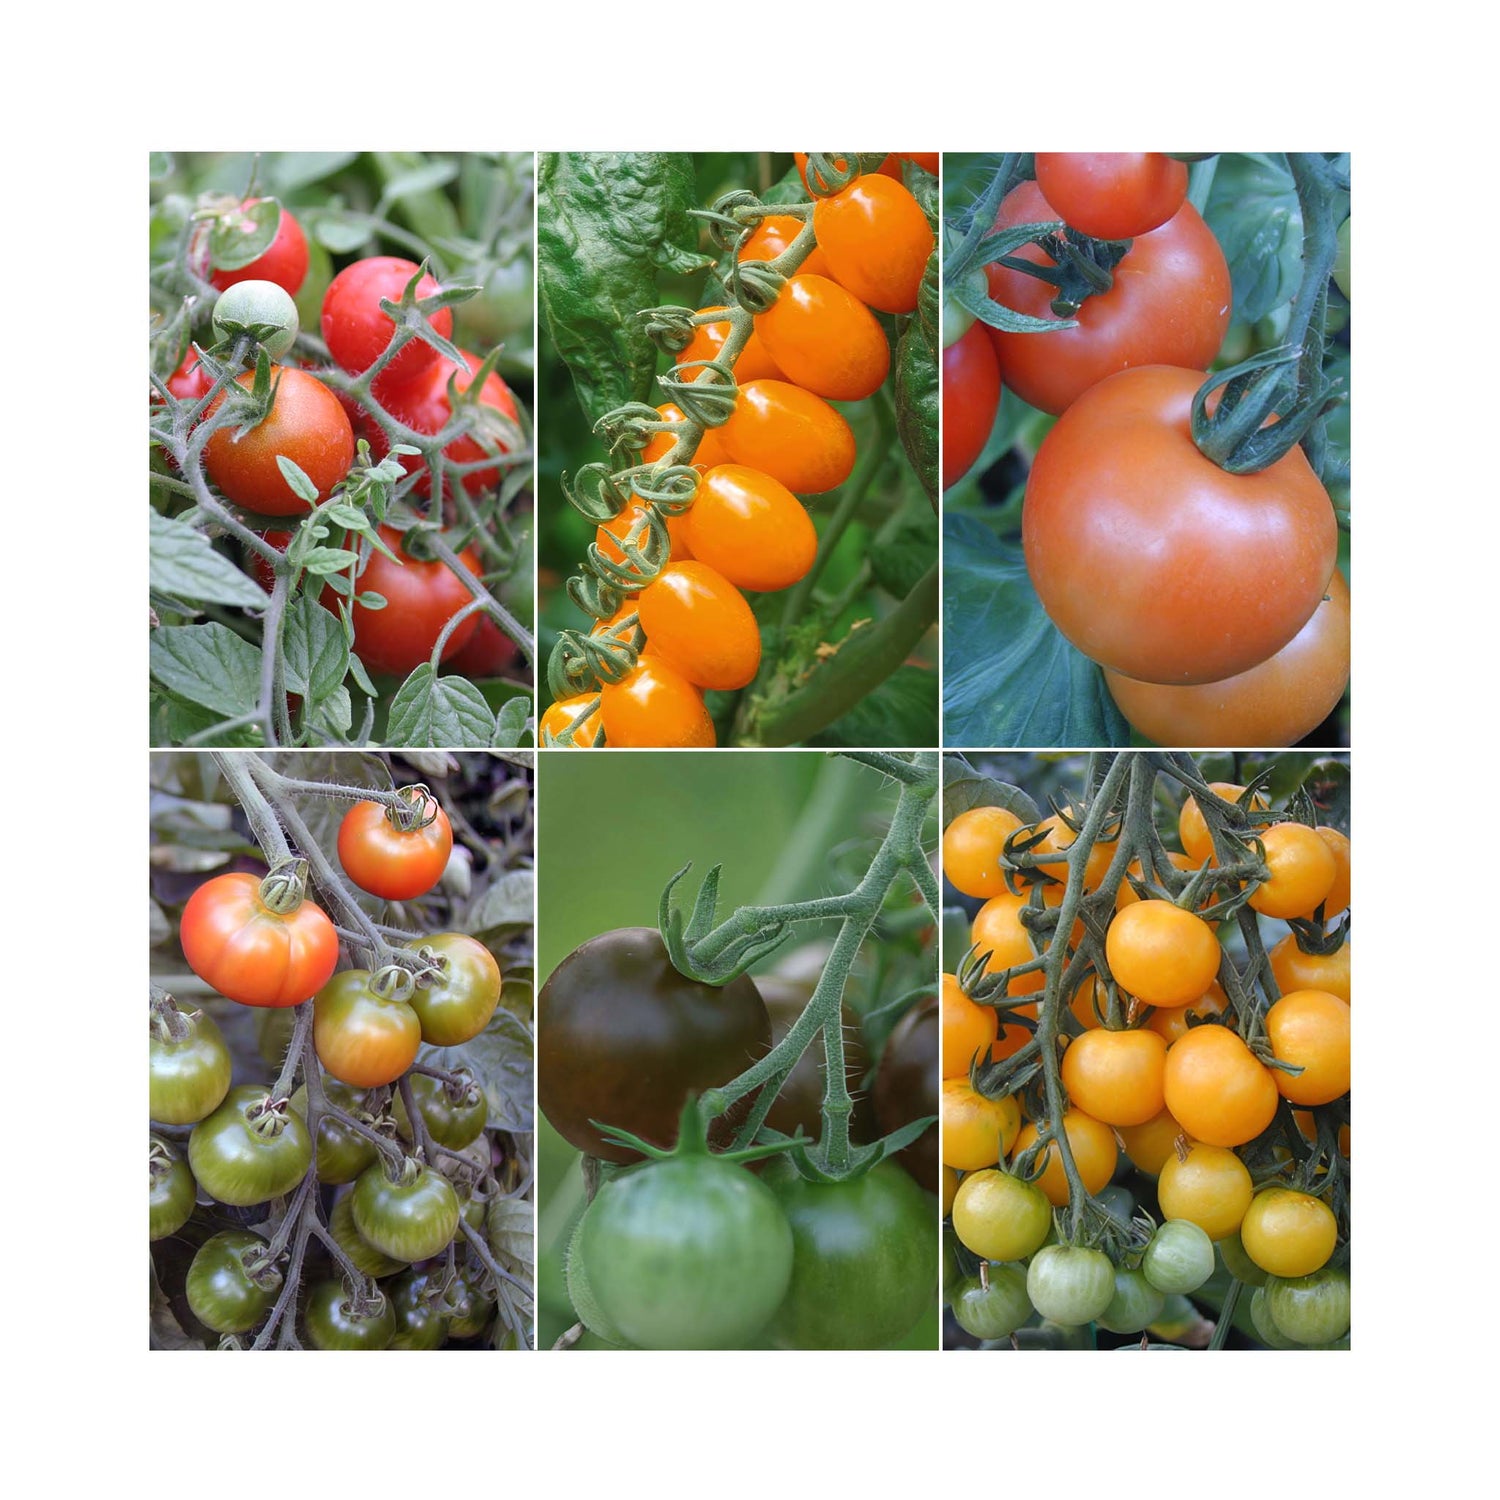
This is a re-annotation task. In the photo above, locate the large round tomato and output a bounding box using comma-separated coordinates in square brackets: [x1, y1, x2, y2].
[761, 1158, 937, 1349]
[872, 994, 939, 1191]
[942, 805, 1024, 900]
[1033, 154, 1189, 241]
[188, 1086, 313, 1206]
[637, 561, 760, 691]
[985, 181, 1229, 416]
[402, 931, 502, 1046]
[812, 174, 934, 315]
[1012, 1109, 1119, 1205]
[1105, 570, 1350, 747]
[1240, 1187, 1338, 1278]
[755, 274, 890, 400]
[1025, 366, 1338, 684]
[337, 791, 452, 901]
[335, 525, 481, 677]
[943, 322, 1002, 490]
[321, 256, 453, 396]
[1059, 1027, 1167, 1127]
[351, 1160, 461, 1262]
[313, 969, 422, 1089]
[717, 379, 856, 495]
[684, 465, 817, 593]
[597, 657, 715, 747]
[578, 1153, 794, 1349]
[186, 1230, 282, 1334]
[1163, 1025, 1278, 1147]
[179, 870, 339, 1008]
[203, 369, 355, 517]
[304, 1280, 397, 1350]
[150, 1007, 232, 1124]
[1264, 989, 1350, 1105]
[537, 927, 771, 1162]
[1156, 1141, 1252, 1240]
[950, 1167, 1052, 1263]
[199, 198, 309, 296]
[1105, 899, 1221, 1008]
[1025, 1244, 1115, 1326]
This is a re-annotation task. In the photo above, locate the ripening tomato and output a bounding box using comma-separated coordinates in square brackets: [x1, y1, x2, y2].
[970, 891, 1046, 996]
[1264, 1266, 1350, 1345]
[941, 972, 999, 1078]
[334, 525, 481, 678]
[180, 870, 340, 1008]
[683, 465, 816, 592]
[1264, 989, 1350, 1105]
[304, 1281, 397, 1350]
[203, 370, 355, 516]
[540, 694, 602, 747]
[321, 256, 453, 395]
[951, 1168, 1053, 1263]
[1142, 1218, 1215, 1296]
[186, 1230, 282, 1333]
[636, 562, 760, 691]
[150, 1006, 233, 1125]
[1240, 1188, 1338, 1278]
[1178, 783, 1268, 865]
[188, 1086, 313, 1207]
[1012, 1109, 1118, 1205]
[641, 401, 730, 469]
[1315, 827, 1351, 917]
[166, 348, 213, 402]
[677, 306, 784, 384]
[813, 174, 934, 314]
[1033, 154, 1189, 241]
[943, 806, 1024, 900]
[337, 791, 452, 901]
[1163, 1025, 1278, 1147]
[1156, 1140, 1253, 1240]
[1059, 1027, 1167, 1126]
[739, 213, 834, 280]
[352, 1160, 461, 1262]
[717, 380, 857, 495]
[196, 197, 309, 296]
[1105, 570, 1350, 747]
[598, 657, 716, 747]
[1024, 366, 1338, 684]
[755, 274, 890, 401]
[1104, 900, 1221, 1007]
[313, 969, 422, 1089]
[1248, 823, 1338, 919]
[403, 932, 502, 1046]
[985, 181, 1229, 415]
[1026, 1243, 1115, 1326]
[943, 322, 1002, 490]
[1270, 936, 1350, 1005]
[942, 1078, 1022, 1170]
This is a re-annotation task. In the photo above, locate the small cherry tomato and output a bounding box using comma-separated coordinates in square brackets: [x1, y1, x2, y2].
[1163, 1025, 1278, 1147]
[313, 969, 422, 1089]
[738, 213, 833, 279]
[717, 379, 857, 495]
[1115, 1108, 1187, 1176]
[393, 1070, 488, 1150]
[200, 197, 309, 296]
[304, 1281, 397, 1350]
[942, 1078, 1021, 1172]
[150, 1137, 197, 1241]
[1097, 1264, 1166, 1335]
[1026, 1244, 1115, 1326]
[1270, 936, 1350, 1005]
[969, 891, 1046, 996]
[951, 1267, 1034, 1340]
[188, 1086, 313, 1207]
[1156, 1141, 1253, 1241]
[1264, 989, 1350, 1105]
[352, 1160, 461, 1262]
[1248, 823, 1338, 919]
[637, 561, 761, 691]
[941, 971, 999, 1079]
[641, 401, 730, 468]
[1142, 1218, 1215, 1295]
[950, 1168, 1052, 1263]
[403, 932, 502, 1046]
[328, 1191, 408, 1277]
[1030, 806, 1117, 887]
[1240, 1188, 1338, 1278]
[1264, 1266, 1350, 1345]
[942, 805, 1024, 900]
[1178, 782, 1268, 864]
[1060, 1027, 1167, 1127]
[677, 305, 784, 384]
[337, 791, 452, 901]
[289, 1077, 381, 1185]
[540, 694, 603, 747]
[812, 174, 934, 315]
[756, 274, 890, 401]
[1105, 900, 1221, 1007]
[1033, 153, 1189, 241]
[321, 256, 453, 396]
[1316, 827, 1351, 917]
[598, 657, 716, 747]
[1012, 1110, 1119, 1206]
[684, 465, 817, 592]
[211, 279, 300, 359]
[187, 1230, 282, 1334]
[596, 500, 694, 569]
[150, 1006, 233, 1125]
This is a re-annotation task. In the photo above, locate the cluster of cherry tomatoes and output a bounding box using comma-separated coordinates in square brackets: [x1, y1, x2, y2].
[943, 152, 1348, 747]
[151, 785, 513, 1349]
[939, 772, 1351, 1348]
[538, 927, 939, 1348]
[169, 195, 521, 683]
[543, 152, 936, 749]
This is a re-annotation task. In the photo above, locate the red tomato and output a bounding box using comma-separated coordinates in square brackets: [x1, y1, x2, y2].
[984, 180, 1229, 415]
[1023, 366, 1338, 685]
[196, 197, 309, 297]
[684, 465, 817, 592]
[942, 322, 1002, 489]
[812, 174, 934, 314]
[337, 792, 452, 901]
[1033, 155, 1189, 241]
[637, 562, 761, 691]
[203, 370, 355, 516]
[755, 275, 890, 401]
[166, 348, 213, 402]
[321, 256, 453, 397]
[717, 380, 856, 495]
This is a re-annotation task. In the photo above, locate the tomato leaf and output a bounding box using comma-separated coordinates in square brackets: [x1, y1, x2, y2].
[150, 623, 262, 719]
[942, 515, 1129, 748]
[149, 512, 268, 608]
[468, 867, 535, 944]
[1203, 153, 1304, 326]
[492, 694, 533, 748]
[424, 1010, 534, 1134]
[385, 668, 494, 747]
[940, 754, 1042, 829]
[807, 665, 936, 750]
[280, 594, 348, 705]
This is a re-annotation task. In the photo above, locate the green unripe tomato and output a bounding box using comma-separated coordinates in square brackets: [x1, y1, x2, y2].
[1096, 1264, 1167, 1335]
[951, 1266, 1033, 1340]
[1142, 1219, 1215, 1296]
[212, 279, 300, 359]
[186, 1230, 282, 1334]
[149, 1136, 197, 1241]
[1025, 1244, 1115, 1326]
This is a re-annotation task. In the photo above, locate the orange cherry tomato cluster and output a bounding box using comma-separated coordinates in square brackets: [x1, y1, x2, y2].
[940, 764, 1350, 1349]
[547, 152, 935, 749]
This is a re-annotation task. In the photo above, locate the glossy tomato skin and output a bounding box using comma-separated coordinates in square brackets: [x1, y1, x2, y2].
[537, 927, 771, 1162]
[403, 932, 502, 1046]
[328, 1191, 408, 1277]
[336, 525, 481, 677]
[985, 181, 1229, 416]
[677, 306, 784, 384]
[578, 1154, 794, 1349]
[540, 693, 602, 747]
[166, 348, 213, 402]
[1240, 1188, 1338, 1278]
[150, 1009, 233, 1124]
[1060, 1027, 1168, 1127]
[186, 1230, 281, 1334]
[313, 970, 422, 1089]
[1024, 365, 1338, 684]
[942, 1076, 1021, 1172]
[970, 891, 1046, 996]
[1270, 936, 1350, 1005]
[321, 256, 452, 396]
[943, 322, 1002, 489]
[637, 561, 760, 691]
[150, 1138, 197, 1240]
[761, 1158, 937, 1349]
[351, 1162, 461, 1262]
[596, 499, 693, 570]
[598, 657, 715, 747]
[1105, 900, 1221, 1008]
[203, 370, 355, 517]
[738, 213, 834, 280]
[1264, 989, 1350, 1105]
[717, 379, 857, 495]
[304, 1280, 397, 1350]
[951, 1266, 1033, 1340]
[1013, 1110, 1118, 1206]
[812, 174, 934, 315]
[873, 994, 940, 1191]
[1163, 1025, 1278, 1147]
[1142, 1218, 1215, 1294]
[387, 1269, 452, 1350]
[756, 274, 890, 400]
[950, 1168, 1052, 1263]
[203, 198, 309, 296]
[1264, 1266, 1351, 1345]
[1248, 824, 1338, 919]
[641, 401, 730, 469]
[941, 971, 999, 1079]
[1097, 1264, 1167, 1335]
[1106, 570, 1350, 747]
[943, 806, 1024, 900]
[393, 1070, 488, 1149]
[684, 465, 817, 592]
[1026, 1244, 1115, 1326]
[188, 1086, 313, 1207]
[1157, 1141, 1253, 1240]
[1033, 154, 1189, 241]
[337, 795, 452, 901]
[180, 871, 339, 1008]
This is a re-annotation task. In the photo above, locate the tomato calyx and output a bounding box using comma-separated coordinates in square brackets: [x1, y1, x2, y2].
[243, 1091, 303, 1141]
[797, 152, 866, 198]
[592, 1099, 806, 1173]
[379, 784, 444, 836]
[658, 862, 791, 987]
[257, 858, 316, 916]
[150, 992, 197, 1044]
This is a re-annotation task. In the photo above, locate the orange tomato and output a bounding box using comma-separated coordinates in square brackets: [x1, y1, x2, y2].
[1156, 1141, 1253, 1240]
[1059, 1027, 1167, 1126]
[1030, 806, 1116, 887]
[1104, 900, 1221, 1007]
[1163, 1025, 1278, 1147]
[640, 401, 729, 469]
[940, 973, 999, 1080]
[717, 379, 856, 495]
[598, 657, 715, 747]
[683, 465, 816, 592]
[1115, 852, 1200, 910]
[1178, 783, 1266, 864]
[1145, 982, 1230, 1045]
[755, 274, 890, 401]
[539, 694, 601, 748]
[636, 561, 760, 691]
[1265, 990, 1350, 1105]
[1011, 1110, 1118, 1206]
[676, 305, 784, 384]
[738, 212, 834, 280]
[970, 892, 1046, 996]
[942, 806, 1025, 899]
[595, 501, 693, 570]
[1239, 1188, 1338, 1278]
[812, 174, 934, 314]
[1248, 823, 1338, 919]
[1270, 936, 1350, 1005]
[1116, 1108, 1187, 1176]
[1315, 827, 1351, 917]
[941, 1078, 1021, 1171]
